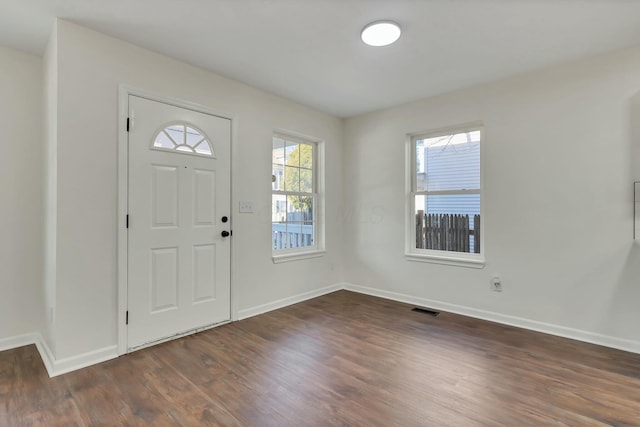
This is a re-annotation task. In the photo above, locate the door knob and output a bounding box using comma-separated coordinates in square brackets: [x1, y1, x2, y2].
[221, 230, 230, 237]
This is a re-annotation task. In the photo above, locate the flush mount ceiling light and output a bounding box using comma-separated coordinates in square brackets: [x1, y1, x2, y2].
[361, 21, 402, 47]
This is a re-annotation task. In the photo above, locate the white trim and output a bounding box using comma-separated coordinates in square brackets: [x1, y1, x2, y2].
[35, 334, 118, 378]
[48, 345, 119, 377]
[0, 333, 37, 352]
[0, 333, 54, 377]
[273, 128, 324, 145]
[343, 283, 640, 354]
[117, 85, 237, 355]
[417, 189, 480, 196]
[34, 334, 55, 376]
[408, 121, 485, 140]
[237, 284, 341, 320]
[230, 114, 239, 321]
[272, 249, 326, 264]
[0, 333, 118, 377]
[0, 333, 55, 378]
[405, 252, 485, 269]
[117, 86, 128, 356]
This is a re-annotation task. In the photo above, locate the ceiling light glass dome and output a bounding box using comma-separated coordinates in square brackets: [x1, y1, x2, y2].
[361, 21, 402, 47]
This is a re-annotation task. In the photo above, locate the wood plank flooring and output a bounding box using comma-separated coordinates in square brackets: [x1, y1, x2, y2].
[1, 290, 639, 426]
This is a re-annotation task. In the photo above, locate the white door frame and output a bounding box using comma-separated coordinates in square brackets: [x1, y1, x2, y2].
[117, 85, 239, 355]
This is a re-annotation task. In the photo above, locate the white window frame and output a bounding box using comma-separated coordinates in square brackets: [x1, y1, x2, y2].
[272, 130, 325, 263]
[405, 122, 485, 268]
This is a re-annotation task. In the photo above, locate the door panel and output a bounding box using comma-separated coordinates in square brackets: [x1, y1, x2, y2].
[193, 244, 216, 302]
[127, 95, 231, 350]
[150, 247, 179, 312]
[193, 169, 216, 225]
[151, 165, 179, 227]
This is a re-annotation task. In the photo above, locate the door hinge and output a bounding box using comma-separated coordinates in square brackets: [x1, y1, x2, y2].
[126, 310, 129, 325]
[126, 117, 130, 132]
[126, 214, 129, 229]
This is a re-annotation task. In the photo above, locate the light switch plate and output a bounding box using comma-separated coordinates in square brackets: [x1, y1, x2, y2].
[239, 201, 253, 213]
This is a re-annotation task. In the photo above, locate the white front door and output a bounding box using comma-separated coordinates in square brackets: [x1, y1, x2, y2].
[127, 95, 231, 350]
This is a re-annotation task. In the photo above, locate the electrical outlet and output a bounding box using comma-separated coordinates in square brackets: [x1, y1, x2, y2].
[491, 276, 502, 292]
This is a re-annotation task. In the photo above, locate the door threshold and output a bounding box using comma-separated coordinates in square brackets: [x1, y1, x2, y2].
[127, 319, 231, 353]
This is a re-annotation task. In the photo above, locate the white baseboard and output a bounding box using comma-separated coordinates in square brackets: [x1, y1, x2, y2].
[33, 333, 55, 376]
[237, 283, 342, 320]
[0, 333, 38, 352]
[32, 333, 118, 377]
[3, 281, 636, 378]
[343, 283, 640, 354]
[45, 344, 119, 377]
[0, 333, 54, 377]
[0, 332, 118, 378]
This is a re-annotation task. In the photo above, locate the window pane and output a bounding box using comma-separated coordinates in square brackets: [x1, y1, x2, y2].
[272, 134, 318, 253]
[414, 194, 425, 214]
[154, 131, 175, 149]
[288, 196, 312, 222]
[285, 142, 299, 166]
[287, 222, 304, 248]
[273, 138, 285, 165]
[186, 127, 204, 147]
[299, 143, 313, 169]
[166, 125, 185, 145]
[272, 164, 284, 191]
[194, 143, 212, 155]
[285, 221, 314, 248]
[272, 222, 288, 249]
[272, 194, 287, 223]
[414, 194, 480, 253]
[416, 140, 425, 174]
[416, 131, 480, 192]
[303, 222, 314, 247]
[285, 166, 300, 192]
[426, 193, 480, 218]
[299, 168, 312, 193]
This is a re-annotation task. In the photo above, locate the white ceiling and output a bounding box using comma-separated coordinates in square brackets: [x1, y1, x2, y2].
[3, 0, 640, 117]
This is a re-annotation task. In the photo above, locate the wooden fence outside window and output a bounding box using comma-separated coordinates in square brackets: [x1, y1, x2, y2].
[416, 211, 481, 254]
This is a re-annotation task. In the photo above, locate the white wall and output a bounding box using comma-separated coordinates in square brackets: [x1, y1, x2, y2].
[0, 46, 44, 339]
[344, 46, 640, 346]
[51, 21, 343, 359]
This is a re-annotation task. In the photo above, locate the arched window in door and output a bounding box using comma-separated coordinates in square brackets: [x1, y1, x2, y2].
[152, 123, 214, 157]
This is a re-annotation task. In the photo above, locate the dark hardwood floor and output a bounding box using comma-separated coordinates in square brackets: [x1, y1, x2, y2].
[1, 290, 639, 426]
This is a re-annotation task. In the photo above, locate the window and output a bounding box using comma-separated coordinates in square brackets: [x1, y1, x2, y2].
[408, 125, 483, 266]
[272, 133, 321, 260]
[152, 123, 213, 156]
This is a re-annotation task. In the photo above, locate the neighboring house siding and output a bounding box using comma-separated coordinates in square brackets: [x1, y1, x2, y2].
[418, 141, 480, 224]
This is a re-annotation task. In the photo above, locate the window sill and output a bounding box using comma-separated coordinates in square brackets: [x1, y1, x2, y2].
[405, 252, 485, 269]
[272, 250, 326, 264]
